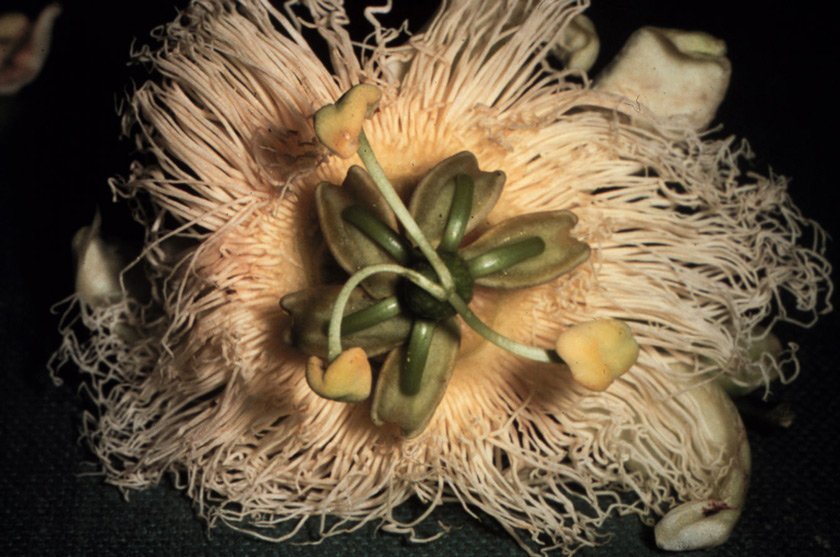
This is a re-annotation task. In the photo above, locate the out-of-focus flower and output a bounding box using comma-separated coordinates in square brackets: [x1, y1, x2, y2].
[0, 4, 60, 95]
[72, 212, 122, 308]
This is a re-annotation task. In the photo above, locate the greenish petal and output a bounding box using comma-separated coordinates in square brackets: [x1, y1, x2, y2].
[281, 285, 410, 359]
[371, 318, 460, 438]
[409, 152, 505, 248]
[460, 210, 590, 289]
[316, 166, 406, 298]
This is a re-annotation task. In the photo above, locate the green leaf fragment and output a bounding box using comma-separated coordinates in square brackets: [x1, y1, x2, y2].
[460, 210, 590, 289]
[371, 318, 460, 438]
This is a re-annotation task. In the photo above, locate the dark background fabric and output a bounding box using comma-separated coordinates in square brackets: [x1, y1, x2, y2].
[1, 1, 837, 555]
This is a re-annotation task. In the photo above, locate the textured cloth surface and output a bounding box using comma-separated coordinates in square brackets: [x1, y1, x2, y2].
[1, 1, 837, 556]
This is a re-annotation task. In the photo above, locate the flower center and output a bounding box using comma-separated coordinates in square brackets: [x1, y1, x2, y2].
[400, 251, 474, 321]
[282, 83, 637, 437]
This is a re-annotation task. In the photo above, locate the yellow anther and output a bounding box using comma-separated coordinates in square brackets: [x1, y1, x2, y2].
[555, 319, 639, 391]
[313, 84, 382, 159]
[305, 347, 372, 402]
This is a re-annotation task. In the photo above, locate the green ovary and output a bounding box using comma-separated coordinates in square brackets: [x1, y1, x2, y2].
[400, 251, 474, 321]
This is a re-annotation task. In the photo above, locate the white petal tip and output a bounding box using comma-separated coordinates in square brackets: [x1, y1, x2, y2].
[655, 500, 739, 551]
[554, 14, 599, 72]
[73, 213, 123, 307]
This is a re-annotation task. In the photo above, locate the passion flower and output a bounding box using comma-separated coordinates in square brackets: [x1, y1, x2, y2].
[281, 133, 596, 436]
[55, 1, 831, 555]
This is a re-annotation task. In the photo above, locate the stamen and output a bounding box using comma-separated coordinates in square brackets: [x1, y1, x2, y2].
[357, 132, 456, 294]
[305, 348, 372, 402]
[402, 319, 435, 395]
[341, 205, 410, 263]
[341, 296, 403, 334]
[327, 263, 448, 361]
[448, 294, 561, 364]
[467, 236, 546, 278]
[314, 89, 634, 402]
[439, 174, 474, 252]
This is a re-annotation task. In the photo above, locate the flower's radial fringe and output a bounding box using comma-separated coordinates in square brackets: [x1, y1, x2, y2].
[54, 0, 831, 555]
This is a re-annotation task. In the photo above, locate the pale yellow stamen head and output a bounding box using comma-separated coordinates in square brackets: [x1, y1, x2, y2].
[555, 319, 639, 391]
[313, 83, 382, 159]
[305, 347, 372, 402]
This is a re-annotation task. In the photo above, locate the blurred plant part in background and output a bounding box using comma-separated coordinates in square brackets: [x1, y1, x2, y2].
[0, 4, 60, 95]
